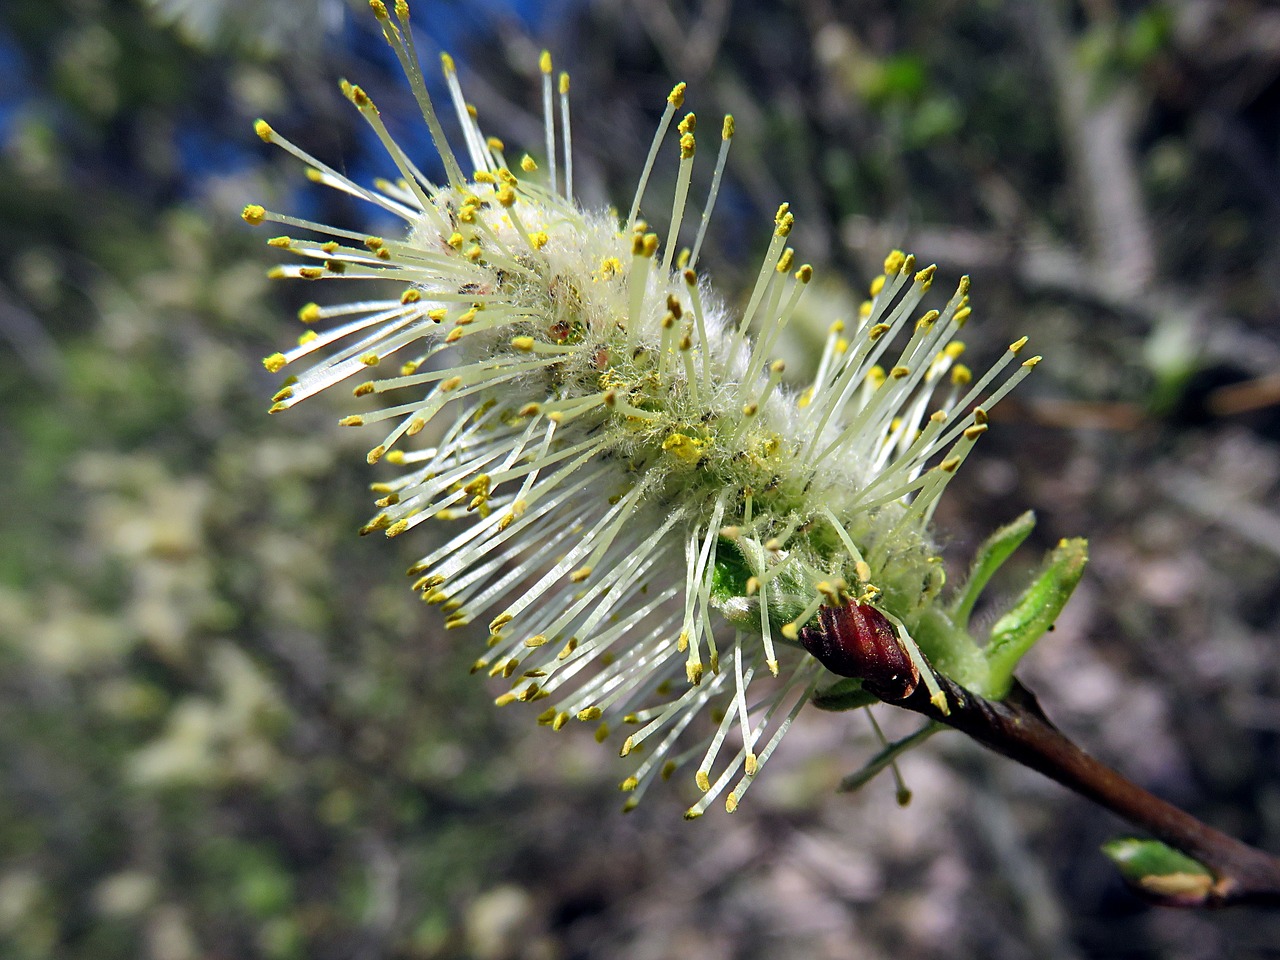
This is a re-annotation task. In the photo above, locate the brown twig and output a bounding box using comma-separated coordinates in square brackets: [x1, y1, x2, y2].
[886, 675, 1280, 908]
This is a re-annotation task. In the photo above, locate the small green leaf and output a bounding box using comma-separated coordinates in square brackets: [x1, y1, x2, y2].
[811, 678, 878, 712]
[1102, 838, 1216, 905]
[983, 537, 1088, 696]
[950, 511, 1037, 629]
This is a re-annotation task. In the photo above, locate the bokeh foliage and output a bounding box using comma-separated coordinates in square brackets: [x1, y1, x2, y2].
[2, 1, 1279, 958]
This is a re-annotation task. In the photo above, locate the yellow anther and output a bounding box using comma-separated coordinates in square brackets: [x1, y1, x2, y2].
[890, 365, 910, 379]
[667, 82, 686, 108]
[686, 661, 704, 685]
[795, 263, 813, 283]
[496, 185, 515, 207]
[551, 712, 570, 731]
[569, 566, 593, 583]
[529, 231, 549, 250]
[385, 519, 409, 537]
[511, 336, 535, 351]
[595, 724, 610, 744]
[262, 352, 287, 373]
[883, 249, 906, 274]
[267, 236, 291, 248]
[401, 289, 421, 304]
[951, 364, 972, 386]
[360, 353, 380, 366]
[744, 753, 759, 777]
[722, 114, 735, 139]
[494, 692, 518, 707]
[781, 622, 800, 641]
[440, 375, 463, 392]
[557, 637, 578, 661]
[298, 267, 324, 280]
[367, 444, 386, 464]
[338, 415, 365, 427]
[359, 514, 390, 536]
[272, 387, 294, 403]
[427, 308, 448, 322]
[914, 264, 936, 289]
[559, 71, 570, 95]
[440, 51, 455, 74]
[1022, 355, 1042, 369]
[539, 50, 552, 74]
[662, 433, 706, 466]
[346, 84, 371, 108]
[406, 417, 426, 436]
[776, 247, 794, 273]
[742, 402, 758, 417]
[642, 233, 659, 257]
[486, 136, 504, 152]
[916, 309, 940, 330]
[473, 170, 495, 184]
[252, 119, 273, 142]
[680, 132, 696, 159]
[241, 204, 266, 225]
[1009, 336, 1029, 354]
[353, 382, 375, 398]
[944, 341, 965, 359]
[298, 302, 321, 324]
[578, 706, 603, 722]
[963, 424, 988, 440]
[869, 274, 886, 297]
[940, 457, 962, 473]
[520, 154, 538, 173]
[620, 776, 639, 792]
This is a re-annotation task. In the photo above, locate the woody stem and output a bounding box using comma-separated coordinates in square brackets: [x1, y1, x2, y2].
[886, 673, 1280, 908]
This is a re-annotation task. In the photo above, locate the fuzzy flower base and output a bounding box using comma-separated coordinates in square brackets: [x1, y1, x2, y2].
[248, 0, 1038, 816]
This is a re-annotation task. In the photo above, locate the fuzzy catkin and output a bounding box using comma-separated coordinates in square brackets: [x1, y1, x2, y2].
[249, 0, 1037, 816]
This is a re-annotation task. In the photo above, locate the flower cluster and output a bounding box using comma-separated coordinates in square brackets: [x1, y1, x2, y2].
[248, 0, 1037, 816]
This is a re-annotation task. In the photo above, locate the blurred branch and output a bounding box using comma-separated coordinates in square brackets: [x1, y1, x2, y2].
[1018, 0, 1156, 298]
[1159, 470, 1280, 561]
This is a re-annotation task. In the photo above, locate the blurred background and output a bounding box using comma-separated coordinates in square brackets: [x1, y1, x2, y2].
[2, 0, 1279, 957]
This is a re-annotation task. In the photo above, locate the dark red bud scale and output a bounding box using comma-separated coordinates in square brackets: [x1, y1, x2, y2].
[798, 601, 920, 701]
